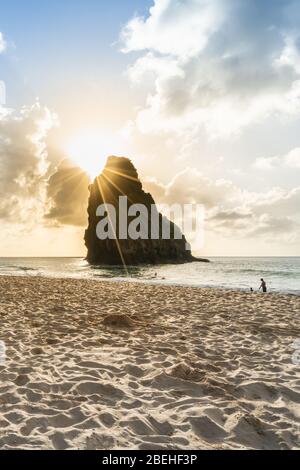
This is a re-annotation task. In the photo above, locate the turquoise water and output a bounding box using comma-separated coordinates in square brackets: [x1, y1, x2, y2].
[0, 257, 299, 295]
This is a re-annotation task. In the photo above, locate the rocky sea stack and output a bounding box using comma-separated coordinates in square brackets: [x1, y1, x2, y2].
[85, 156, 209, 265]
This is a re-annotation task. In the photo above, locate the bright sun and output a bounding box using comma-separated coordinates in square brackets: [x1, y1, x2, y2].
[65, 129, 125, 179]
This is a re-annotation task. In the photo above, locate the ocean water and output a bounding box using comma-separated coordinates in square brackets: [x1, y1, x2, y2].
[0, 257, 299, 295]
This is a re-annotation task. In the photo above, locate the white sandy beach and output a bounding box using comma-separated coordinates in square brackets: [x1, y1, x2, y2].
[0, 275, 299, 450]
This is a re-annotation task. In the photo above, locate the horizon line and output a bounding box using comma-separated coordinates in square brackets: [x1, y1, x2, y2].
[0, 256, 299, 259]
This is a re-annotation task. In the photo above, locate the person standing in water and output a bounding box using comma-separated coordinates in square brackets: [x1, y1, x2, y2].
[259, 278, 267, 293]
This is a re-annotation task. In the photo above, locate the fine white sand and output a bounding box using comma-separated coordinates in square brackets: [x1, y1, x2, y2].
[0, 276, 299, 450]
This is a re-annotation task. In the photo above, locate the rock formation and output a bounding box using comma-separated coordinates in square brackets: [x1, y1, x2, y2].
[85, 156, 209, 265]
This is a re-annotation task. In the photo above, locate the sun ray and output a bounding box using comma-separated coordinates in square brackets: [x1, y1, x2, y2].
[95, 176, 128, 275]
[105, 168, 140, 184]
[102, 172, 135, 206]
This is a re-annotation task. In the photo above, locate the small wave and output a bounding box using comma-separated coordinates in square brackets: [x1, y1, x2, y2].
[223, 267, 298, 277]
[16, 266, 37, 272]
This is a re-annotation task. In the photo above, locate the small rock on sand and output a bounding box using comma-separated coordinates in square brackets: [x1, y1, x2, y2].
[102, 314, 136, 329]
[15, 375, 29, 386]
[168, 363, 205, 382]
[46, 338, 59, 345]
[30, 347, 44, 356]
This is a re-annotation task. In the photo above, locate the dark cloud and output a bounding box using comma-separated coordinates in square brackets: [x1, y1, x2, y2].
[45, 160, 89, 227]
[249, 216, 299, 237]
[210, 210, 253, 222]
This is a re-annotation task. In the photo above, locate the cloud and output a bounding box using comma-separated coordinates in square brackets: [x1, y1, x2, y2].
[249, 214, 299, 238]
[45, 160, 89, 227]
[143, 168, 300, 244]
[0, 103, 57, 225]
[145, 167, 240, 207]
[121, 0, 226, 58]
[253, 186, 300, 219]
[0, 32, 6, 53]
[255, 147, 300, 169]
[0, 100, 91, 229]
[1, 94, 297, 247]
[122, 0, 300, 137]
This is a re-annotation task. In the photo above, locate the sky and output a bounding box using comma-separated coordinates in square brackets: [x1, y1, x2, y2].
[0, 0, 300, 256]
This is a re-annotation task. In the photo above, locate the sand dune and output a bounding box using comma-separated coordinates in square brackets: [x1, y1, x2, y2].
[0, 276, 299, 450]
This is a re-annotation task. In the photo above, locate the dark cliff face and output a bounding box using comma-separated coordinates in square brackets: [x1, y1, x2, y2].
[84, 156, 196, 265]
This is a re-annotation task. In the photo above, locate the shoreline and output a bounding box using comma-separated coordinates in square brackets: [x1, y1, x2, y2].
[0, 276, 299, 449]
[0, 274, 299, 297]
